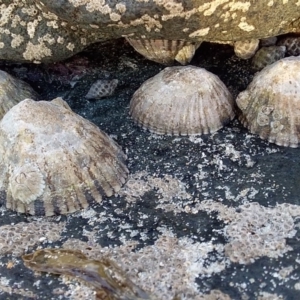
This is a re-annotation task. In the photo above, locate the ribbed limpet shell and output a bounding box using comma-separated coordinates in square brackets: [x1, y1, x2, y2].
[126, 38, 201, 65]
[0, 98, 128, 216]
[234, 39, 259, 59]
[130, 66, 235, 136]
[0, 70, 38, 119]
[236, 56, 300, 148]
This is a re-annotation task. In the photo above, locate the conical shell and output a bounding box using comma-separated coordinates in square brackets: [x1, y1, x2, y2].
[234, 39, 259, 59]
[236, 56, 300, 148]
[85, 79, 118, 99]
[0, 70, 38, 119]
[129, 66, 235, 136]
[126, 38, 201, 65]
[0, 98, 128, 216]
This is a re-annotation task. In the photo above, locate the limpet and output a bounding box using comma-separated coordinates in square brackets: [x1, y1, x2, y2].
[130, 66, 235, 136]
[0, 70, 38, 119]
[236, 56, 300, 148]
[252, 46, 286, 70]
[0, 98, 128, 216]
[277, 35, 300, 56]
[234, 39, 260, 59]
[126, 38, 201, 65]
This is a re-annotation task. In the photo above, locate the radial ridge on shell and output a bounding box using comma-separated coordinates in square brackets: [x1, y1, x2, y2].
[130, 66, 235, 136]
[0, 98, 128, 216]
[236, 56, 300, 148]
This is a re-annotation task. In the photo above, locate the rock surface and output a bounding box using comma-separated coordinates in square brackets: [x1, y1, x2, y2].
[0, 0, 299, 62]
[0, 40, 300, 300]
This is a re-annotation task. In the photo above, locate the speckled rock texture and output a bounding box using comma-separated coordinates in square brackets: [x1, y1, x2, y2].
[0, 0, 300, 62]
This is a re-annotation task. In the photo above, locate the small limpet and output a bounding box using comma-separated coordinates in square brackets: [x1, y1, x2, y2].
[130, 66, 235, 136]
[0, 70, 38, 119]
[126, 38, 201, 65]
[234, 39, 259, 59]
[85, 79, 119, 99]
[236, 56, 300, 148]
[0, 98, 128, 216]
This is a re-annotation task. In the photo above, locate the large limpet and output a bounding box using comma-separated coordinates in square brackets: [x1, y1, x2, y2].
[0, 70, 38, 119]
[236, 56, 300, 148]
[129, 66, 235, 136]
[0, 98, 128, 216]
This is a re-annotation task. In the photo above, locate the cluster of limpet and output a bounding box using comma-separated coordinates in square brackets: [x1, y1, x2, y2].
[0, 70, 38, 119]
[0, 98, 128, 216]
[236, 56, 300, 148]
[130, 66, 235, 136]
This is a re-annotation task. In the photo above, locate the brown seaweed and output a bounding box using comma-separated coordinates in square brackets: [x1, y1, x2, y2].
[22, 248, 154, 300]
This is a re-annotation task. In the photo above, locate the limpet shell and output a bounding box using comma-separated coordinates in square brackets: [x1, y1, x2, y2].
[85, 79, 119, 99]
[129, 66, 235, 136]
[234, 39, 259, 59]
[0, 70, 38, 119]
[236, 56, 300, 148]
[0, 98, 128, 216]
[126, 38, 201, 65]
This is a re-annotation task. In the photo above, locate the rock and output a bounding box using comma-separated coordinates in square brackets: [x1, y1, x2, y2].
[0, 0, 299, 63]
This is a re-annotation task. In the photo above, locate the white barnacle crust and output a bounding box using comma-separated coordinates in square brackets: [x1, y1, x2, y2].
[238, 17, 255, 31]
[189, 27, 210, 38]
[23, 41, 52, 62]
